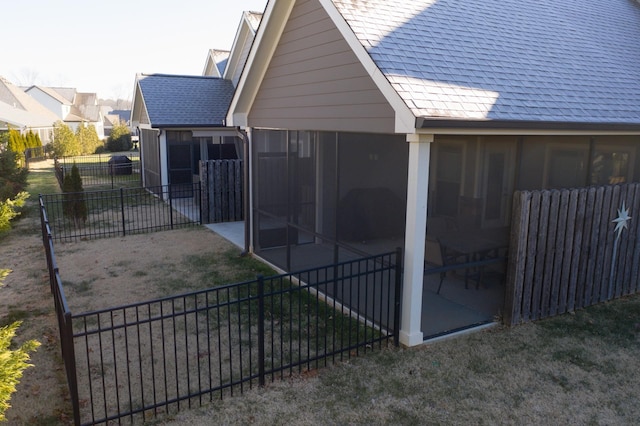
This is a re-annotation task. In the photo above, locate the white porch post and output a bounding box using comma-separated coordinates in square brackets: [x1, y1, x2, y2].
[159, 131, 169, 188]
[243, 127, 254, 254]
[399, 133, 433, 347]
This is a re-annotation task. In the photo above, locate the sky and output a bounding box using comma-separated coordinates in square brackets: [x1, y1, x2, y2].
[0, 0, 268, 100]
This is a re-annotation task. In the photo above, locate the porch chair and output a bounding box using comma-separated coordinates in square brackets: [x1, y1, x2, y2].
[436, 238, 484, 295]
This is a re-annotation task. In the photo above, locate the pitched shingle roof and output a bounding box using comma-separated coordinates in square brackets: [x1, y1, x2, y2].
[332, 0, 640, 125]
[0, 77, 59, 128]
[137, 74, 234, 127]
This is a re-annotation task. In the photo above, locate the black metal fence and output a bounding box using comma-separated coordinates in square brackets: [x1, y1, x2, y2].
[40, 184, 202, 243]
[39, 198, 81, 425]
[54, 152, 141, 189]
[25, 146, 47, 167]
[39, 198, 401, 425]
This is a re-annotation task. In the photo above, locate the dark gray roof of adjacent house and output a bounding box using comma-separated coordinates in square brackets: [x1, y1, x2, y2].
[137, 74, 234, 127]
[332, 0, 640, 125]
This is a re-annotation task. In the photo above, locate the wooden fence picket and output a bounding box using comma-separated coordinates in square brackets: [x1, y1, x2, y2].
[506, 183, 640, 325]
[200, 159, 243, 223]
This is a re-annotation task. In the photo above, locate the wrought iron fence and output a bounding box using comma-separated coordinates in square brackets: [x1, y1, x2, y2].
[54, 152, 141, 189]
[39, 198, 82, 425]
[40, 184, 202, 242]
[39, 197, 401, 425]
[25, 146, 47, 167]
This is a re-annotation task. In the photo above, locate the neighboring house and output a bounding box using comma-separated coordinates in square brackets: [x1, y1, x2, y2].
[222, 11, 263, 86]
[25, 86, 106, 139]
[131, 10, 263, 192]
[203, 49, 230, 78]
[0, 76, 58, 144]
[227, 0, 640, 346]
[130, 74, 240, 189]
[103, 109, 131, 137]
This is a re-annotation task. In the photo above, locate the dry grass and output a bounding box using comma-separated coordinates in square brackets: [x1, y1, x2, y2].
[156, 296, 640, 425]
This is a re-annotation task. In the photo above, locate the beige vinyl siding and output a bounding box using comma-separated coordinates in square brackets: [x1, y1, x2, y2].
[248, 0, 396, 133]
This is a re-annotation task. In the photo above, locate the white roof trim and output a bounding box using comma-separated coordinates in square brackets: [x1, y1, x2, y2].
[192, 129, 242, 137]
[130, 77, 151, 128]
[223, 11, 262, 82]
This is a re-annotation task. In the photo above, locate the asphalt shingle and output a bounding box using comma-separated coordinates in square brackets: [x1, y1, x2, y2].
[331, 0, 640, 124]
[137, 74, 234, 127]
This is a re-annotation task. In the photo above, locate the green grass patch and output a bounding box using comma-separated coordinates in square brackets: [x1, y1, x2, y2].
[538, 296, 640, 348]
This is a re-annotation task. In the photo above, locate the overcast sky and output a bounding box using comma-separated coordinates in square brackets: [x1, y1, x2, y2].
[1, 0, 268, 100]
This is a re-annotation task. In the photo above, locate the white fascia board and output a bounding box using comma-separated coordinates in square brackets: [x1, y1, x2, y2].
[418, 128, 640, 136]
[130, 80, 151, 128]
[192, 129, 242, 138]
[318, 0, 416, 135]
[223, 11, 258, 81]
[227, 0, 296, 126]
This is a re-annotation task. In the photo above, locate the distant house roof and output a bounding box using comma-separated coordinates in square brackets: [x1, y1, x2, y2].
[25, 85, 72, 105]
[0, 77, 59, 128]
[110, 109, 131, 124]
[330, 0, 640, 126]
[203, 49, 231, 77]
[136, 74, 235, 127]
[245, 11, 263, 32]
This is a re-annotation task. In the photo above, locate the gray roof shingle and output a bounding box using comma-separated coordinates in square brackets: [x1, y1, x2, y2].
[332, 0, 640, 124]
[137, 74, 234, 127]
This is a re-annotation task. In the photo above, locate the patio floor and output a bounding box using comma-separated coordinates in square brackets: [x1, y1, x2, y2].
[202, 221, 504, 340]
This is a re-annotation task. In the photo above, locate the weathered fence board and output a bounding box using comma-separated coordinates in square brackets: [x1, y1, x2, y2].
[200, 159, 243, 224]
[506, 183, 640, 325]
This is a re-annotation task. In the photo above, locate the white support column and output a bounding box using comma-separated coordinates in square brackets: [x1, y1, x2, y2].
[243, 127, 254, 254]
[400, 133, 433, 347]
[159, 131, 169, 188]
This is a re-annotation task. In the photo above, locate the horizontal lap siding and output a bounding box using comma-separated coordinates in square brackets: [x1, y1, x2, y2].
[505, 183, 640, 325]
[249, 0, 396, 133]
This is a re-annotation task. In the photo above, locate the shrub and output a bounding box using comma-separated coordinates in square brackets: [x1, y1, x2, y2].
[0, 192, 28, 233]
[62, 164, 87, 226]
[51, 121, 80, 157]
[0, 150, 27, 201]
[106, 121, 132, 152]
[0, 321, 40, 421]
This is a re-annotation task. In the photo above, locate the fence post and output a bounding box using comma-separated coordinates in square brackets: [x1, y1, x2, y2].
[120, 188, 126, 236]
[394, 247, 403, 347]
[257, 275, 265, 387]
[169, 186, 174, 229]
[63, 312, 81, 425]
[198, 181, 203, 225]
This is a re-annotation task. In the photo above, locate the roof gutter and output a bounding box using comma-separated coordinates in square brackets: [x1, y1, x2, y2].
[416, 117, 640, 132]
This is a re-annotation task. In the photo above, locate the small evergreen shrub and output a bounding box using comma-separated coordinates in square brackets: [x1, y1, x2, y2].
[62, 164, 87, 226]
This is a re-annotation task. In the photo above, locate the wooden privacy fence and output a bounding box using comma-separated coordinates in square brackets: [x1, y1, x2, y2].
[200, 159, 243, 223]
[505, 183, 640, 325]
